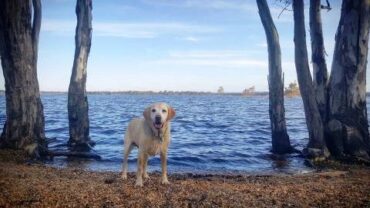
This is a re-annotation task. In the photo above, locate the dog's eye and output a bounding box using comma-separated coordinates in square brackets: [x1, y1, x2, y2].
[151, 109, 156, 113]
[162, 109, 167, 113]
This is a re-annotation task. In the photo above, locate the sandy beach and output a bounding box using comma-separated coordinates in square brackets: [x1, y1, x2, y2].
[0, 150, 369, 207]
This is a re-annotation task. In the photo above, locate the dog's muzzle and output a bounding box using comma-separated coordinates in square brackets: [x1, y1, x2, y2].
[154, 116, 163, 129]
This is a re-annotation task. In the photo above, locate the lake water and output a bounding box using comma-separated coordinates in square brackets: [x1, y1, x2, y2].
[1, 94, 368, 174]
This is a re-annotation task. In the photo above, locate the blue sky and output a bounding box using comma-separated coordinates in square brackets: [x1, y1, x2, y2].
[1, 0, 368, 92]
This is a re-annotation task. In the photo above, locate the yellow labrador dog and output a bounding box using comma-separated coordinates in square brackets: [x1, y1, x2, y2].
[121, 103, 176, 187]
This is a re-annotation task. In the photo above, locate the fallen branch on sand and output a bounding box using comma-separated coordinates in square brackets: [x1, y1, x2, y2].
[47, 151, 101, 160]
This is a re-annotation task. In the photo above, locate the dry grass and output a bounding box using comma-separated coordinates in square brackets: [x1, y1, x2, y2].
[0, 150, 369, 207]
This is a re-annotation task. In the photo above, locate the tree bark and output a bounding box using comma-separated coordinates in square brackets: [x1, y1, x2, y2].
[257, 0, 293, 154]
[309, 0, 329, 122]
[293, 0, 329, 159]
[0, 0, 47, 156]
[327, 0, 370, 159]
[68, 0, 93, 149]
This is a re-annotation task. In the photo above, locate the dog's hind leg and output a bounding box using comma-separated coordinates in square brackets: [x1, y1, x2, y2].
[121, 135, 133, 180]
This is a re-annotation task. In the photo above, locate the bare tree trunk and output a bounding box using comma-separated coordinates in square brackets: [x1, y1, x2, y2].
[257, 0, 293, 154]
[68, 0, 93, 149]
[293, 0, 329, 159]
[309, 0, 329, 122]
[327, 0, 370, 159]
[0, 0, 47, 156]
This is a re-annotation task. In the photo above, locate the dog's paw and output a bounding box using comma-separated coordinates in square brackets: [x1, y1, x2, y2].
[121, 173, 127, 180]
[135, 180, 143, 187]
[143, 173, 150, 179]
[161, 179, 170, 185]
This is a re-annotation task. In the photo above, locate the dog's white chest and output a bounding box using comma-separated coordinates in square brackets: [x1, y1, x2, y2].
[146, 140, 162, 156]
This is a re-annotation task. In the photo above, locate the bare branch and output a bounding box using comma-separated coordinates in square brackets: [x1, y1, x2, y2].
[278, 3, 290, 18]
[320, 0, 332, 11]
[273, 0, 292, 19]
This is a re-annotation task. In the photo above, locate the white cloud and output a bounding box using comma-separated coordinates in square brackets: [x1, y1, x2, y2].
[42, 20, 221, 38]
[182, 36, 201, 42]
[257, 42, 268, 48]
[155, 59, 267, 68]
[46, 0, 70, 2]
[154, 50, 268, 68]
[168, 50, 249, 59]
[141, 0, 257, 12]
[42, 20, 75, 34]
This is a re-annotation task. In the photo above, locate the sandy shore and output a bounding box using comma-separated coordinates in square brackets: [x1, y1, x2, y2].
[0, 151, 369, 207]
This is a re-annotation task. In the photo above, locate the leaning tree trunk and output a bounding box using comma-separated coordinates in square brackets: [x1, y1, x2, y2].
[309, 0, 329, 123]
[293, 0, 329, 159]
[0, 0, 47, 156]
[327, 0, 370, 159]
[257, 0, 293, 154]
[68, 0, 93, 149]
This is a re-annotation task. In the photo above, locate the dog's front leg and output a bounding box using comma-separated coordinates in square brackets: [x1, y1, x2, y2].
[122, 143, 133, 180]
[160, 151, 169, 184]
[135, 152, 145, 187]
[143, 154, 150, 179]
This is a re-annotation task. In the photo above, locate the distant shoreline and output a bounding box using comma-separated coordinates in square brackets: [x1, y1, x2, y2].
[42, 91, 271, 96]
[0, 90, 270, 96]
[0, 90, 370, 97]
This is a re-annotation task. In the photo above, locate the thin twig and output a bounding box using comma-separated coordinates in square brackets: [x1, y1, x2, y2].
[276, 0, 292, 19]
[321, 0, 332, 11]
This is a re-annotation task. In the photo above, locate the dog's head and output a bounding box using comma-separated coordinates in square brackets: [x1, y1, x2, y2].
[143, 103, 175, 134]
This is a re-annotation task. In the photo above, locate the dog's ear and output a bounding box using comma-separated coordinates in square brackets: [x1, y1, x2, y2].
[167, 106, 176, 121]
[143, 106, 151, 122]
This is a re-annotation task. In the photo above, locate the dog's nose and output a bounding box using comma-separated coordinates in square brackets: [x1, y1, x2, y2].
[155, 115, 162, 123]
